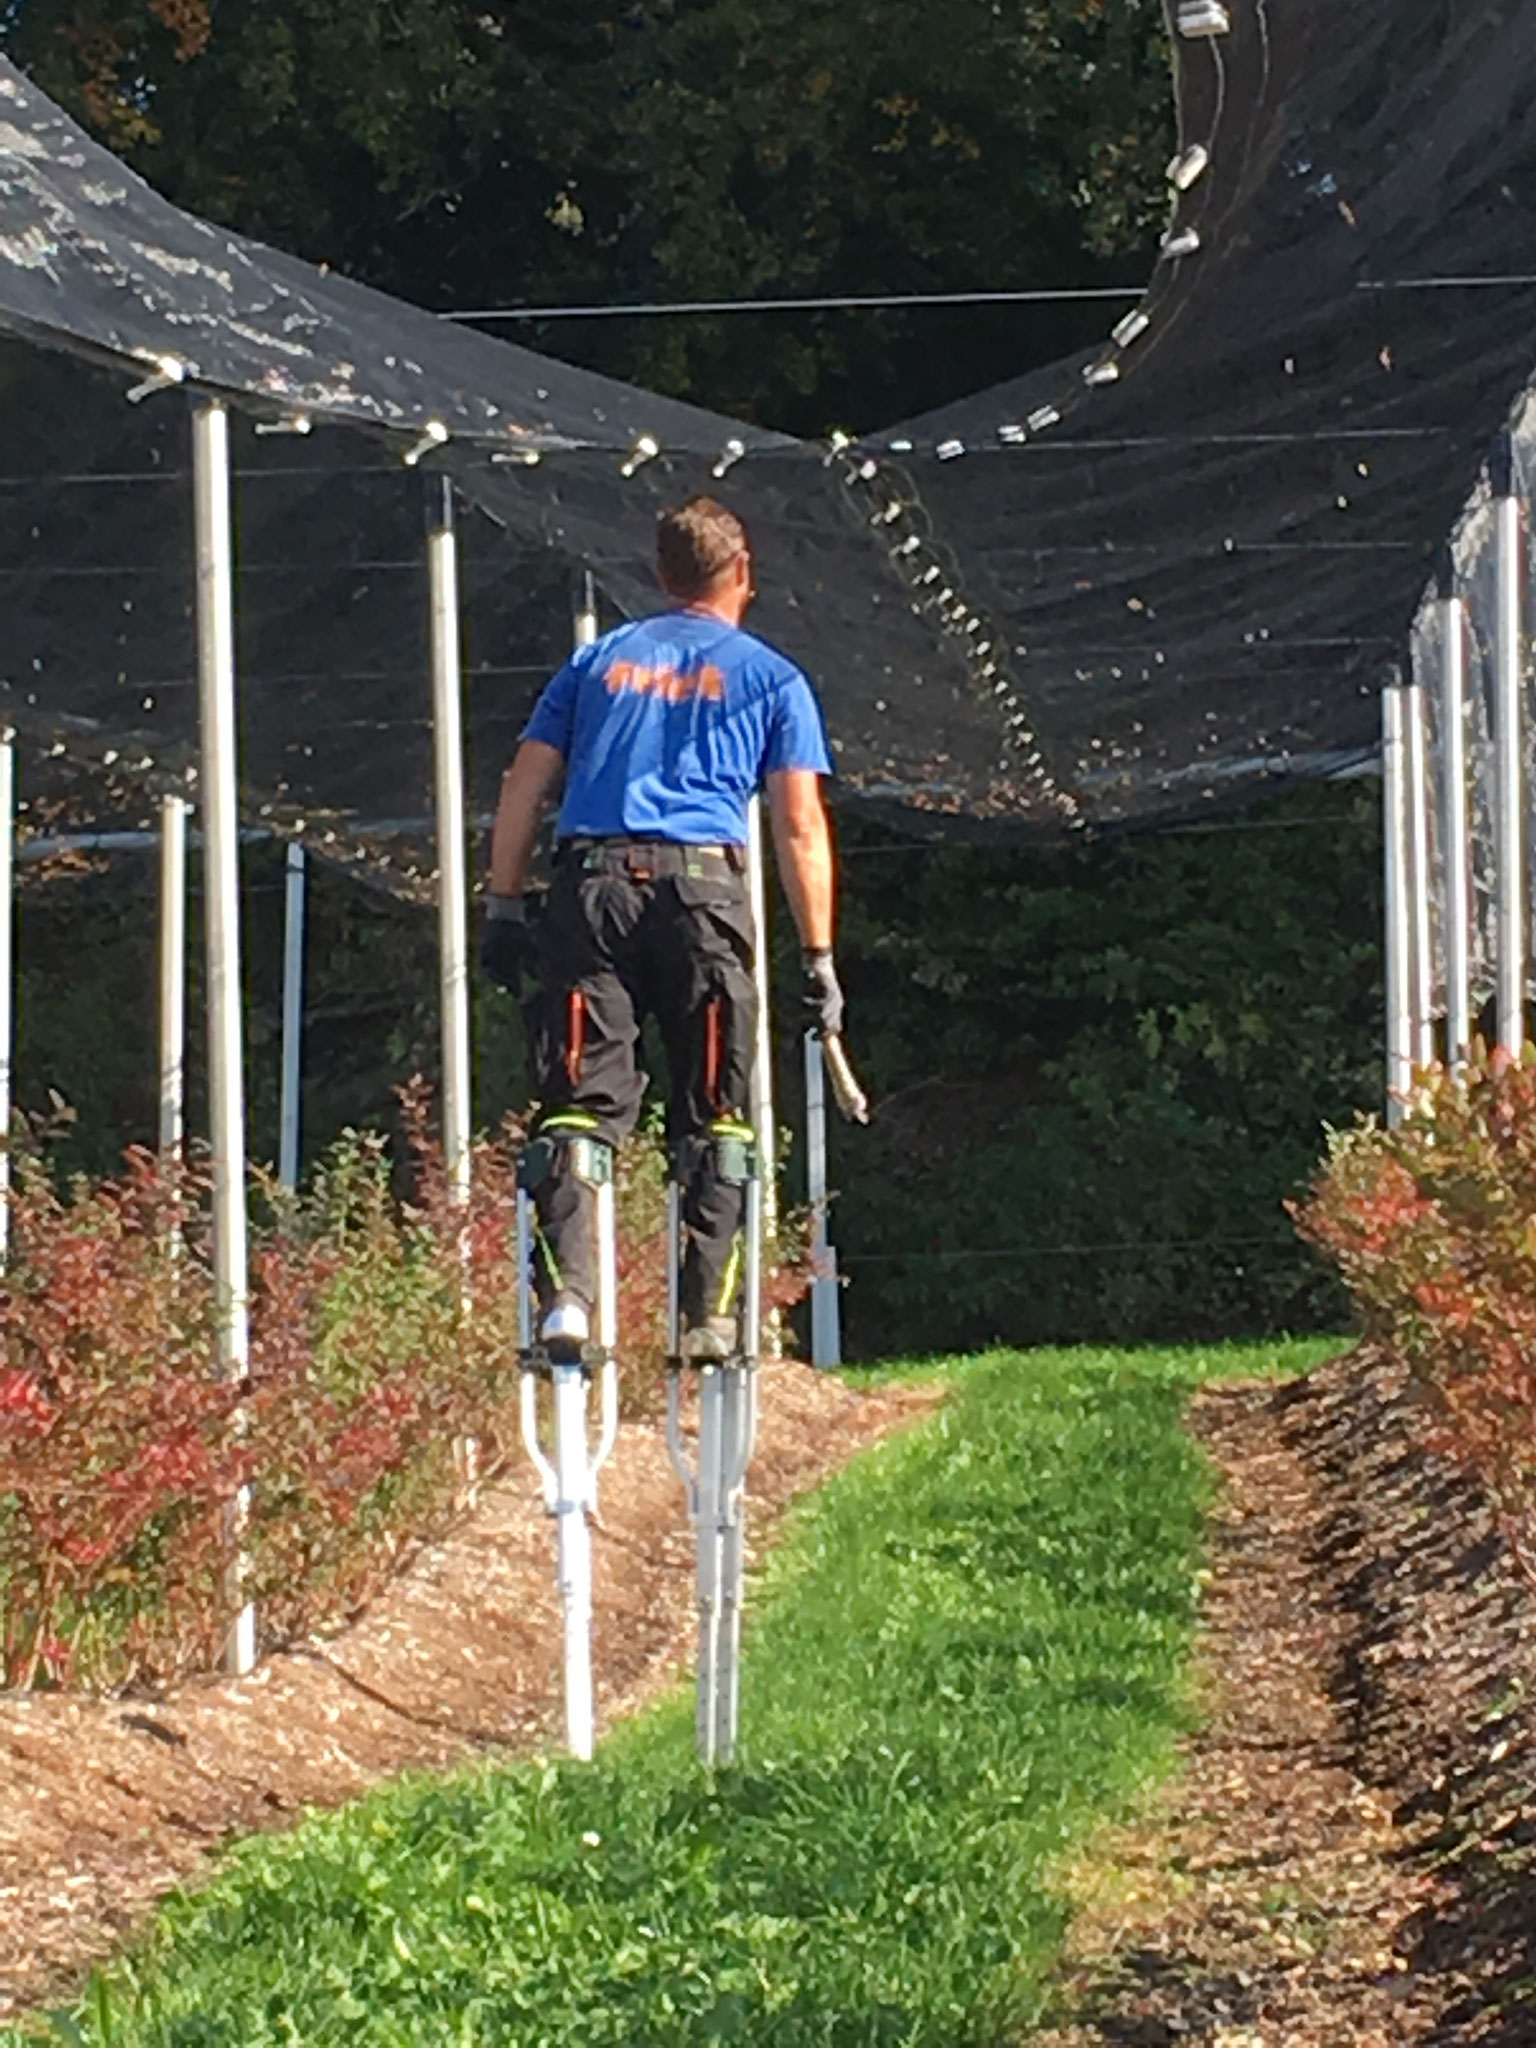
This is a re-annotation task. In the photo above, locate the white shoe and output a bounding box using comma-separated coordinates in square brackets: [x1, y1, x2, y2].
[541, 1299, 590, 1357]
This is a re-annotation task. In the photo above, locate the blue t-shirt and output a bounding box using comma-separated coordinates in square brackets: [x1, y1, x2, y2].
[522, 610, 833, 845]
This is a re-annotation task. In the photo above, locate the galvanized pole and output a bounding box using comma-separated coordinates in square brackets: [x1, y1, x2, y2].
[192, 397, 255, 1676]
[746, 797, 777, 1250]
[803, 1031, 841, 1366]
[1383, 682, 1413, 1123]
[157, 793, 188, 1160]
[1438, 567, 1473, 1070]
[573, 567, 598, 649]
[1493, 432, 1525, 1058]
[277, 841, 306, 1190]
[426, 478, 471, 1206]
[0, 728, 13, 1269]
[1404, 676, 1435, 1071]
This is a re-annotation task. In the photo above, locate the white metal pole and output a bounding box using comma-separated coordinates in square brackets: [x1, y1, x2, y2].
[552, 1363, 595, 1760]
[714, 1367, 745, 1762]
[694, 1366, 724, 1764]
[665, 1182, 682, 1358]
[1494, 437, 1525, 1058]
[746, 798, 776, 1341]
[1404, 679, 1435, 1071]
[157, 794, 188, 1160]
[0, 728, 13, 1270]
[192, 397, 255, 1677]
[277, 841, 306, 1190]
[596, 1178, 618, 1352]
[1439, 589, 1473, 1068]
[427, 478, 472, 1207]
[573, 568, 598, 649]
[803, 1031, 841, 1367]
[515, 1188, 535, 1354]
[1383, 683, 1413, 1123]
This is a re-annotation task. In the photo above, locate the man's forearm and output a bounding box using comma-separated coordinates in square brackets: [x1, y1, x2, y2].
[774, 815, 835, 952]
[489, 740, 565, 895]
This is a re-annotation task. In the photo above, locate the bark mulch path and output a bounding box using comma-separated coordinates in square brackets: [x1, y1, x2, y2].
[1037, 1348, 1536, 2047]
[0, 1360, 936, 2022]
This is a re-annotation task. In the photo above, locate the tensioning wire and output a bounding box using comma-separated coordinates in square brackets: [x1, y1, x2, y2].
[443, 274, 1536, 322]
[444, 286, 1145, 320]
[841, 1233, 1295, 1265]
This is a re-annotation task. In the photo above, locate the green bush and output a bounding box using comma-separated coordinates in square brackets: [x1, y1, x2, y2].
[801, 784, 1380, 1354]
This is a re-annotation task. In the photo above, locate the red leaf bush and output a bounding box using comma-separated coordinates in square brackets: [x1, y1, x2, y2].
[1, 1083, 809, 1692]
[1293, 1047, 1536, 1568]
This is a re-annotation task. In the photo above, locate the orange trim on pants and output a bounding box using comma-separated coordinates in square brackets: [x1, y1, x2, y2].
[565, 990, 587, 1087]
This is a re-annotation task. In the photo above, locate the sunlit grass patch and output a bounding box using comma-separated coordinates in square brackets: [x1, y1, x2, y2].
[13, 1338, 1342, 2047]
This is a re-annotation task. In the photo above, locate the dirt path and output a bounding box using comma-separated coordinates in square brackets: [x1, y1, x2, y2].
[1037, 1351, 1536, 2046]
[0, 1361, 935, 2022]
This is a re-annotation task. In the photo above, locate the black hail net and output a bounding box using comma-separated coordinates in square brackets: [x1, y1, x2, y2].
[2, 0, 1536, 877]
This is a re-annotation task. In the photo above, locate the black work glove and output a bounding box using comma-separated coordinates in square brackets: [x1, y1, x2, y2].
[481, 893, 540, 995]
[801, 948, 845, 1039]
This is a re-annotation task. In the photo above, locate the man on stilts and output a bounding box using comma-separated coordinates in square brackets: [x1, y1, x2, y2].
[482, 496, 843, 1361]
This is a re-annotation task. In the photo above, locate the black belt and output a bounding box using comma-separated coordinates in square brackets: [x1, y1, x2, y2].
[558, 836, 747, 879]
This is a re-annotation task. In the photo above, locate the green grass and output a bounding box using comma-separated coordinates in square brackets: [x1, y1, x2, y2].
[13, 1337, 1343, 2048]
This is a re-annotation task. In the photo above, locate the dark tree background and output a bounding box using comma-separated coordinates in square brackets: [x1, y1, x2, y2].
[1, 0, 1172, 431]
[5, 0, 1376, 1350]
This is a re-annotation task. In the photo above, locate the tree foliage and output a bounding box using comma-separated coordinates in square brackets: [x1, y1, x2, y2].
[3, 0, 1173, 430]
[801, 784, 1380, 1354]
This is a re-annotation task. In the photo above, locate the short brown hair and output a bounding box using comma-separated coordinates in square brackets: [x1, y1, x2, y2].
[656, 496, 749, 598]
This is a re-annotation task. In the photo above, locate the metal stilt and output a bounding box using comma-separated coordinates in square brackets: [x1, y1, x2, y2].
[664, 1161, 760, 1766]
[516, 1178, 619, 1761]
[512, 566, 618, 1753]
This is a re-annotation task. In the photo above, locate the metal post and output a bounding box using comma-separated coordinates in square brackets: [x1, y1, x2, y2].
[1383, 683, 1413, 1123]
[746, 794, 777, 1255]
[278, 842, 305, 1190]
[573, 568, 598, 649]
[427, 478, 471, 1207]
[157, 794, 188, 1160]
[803, 1032, 841, 1367]
[192, 397, 255, 1677]
[1493, 434, 1525, 1057]
[1439, 583, 1473, 1068]
[1404, 678, 1435, 1070]
[0, 728, 13, 1269]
